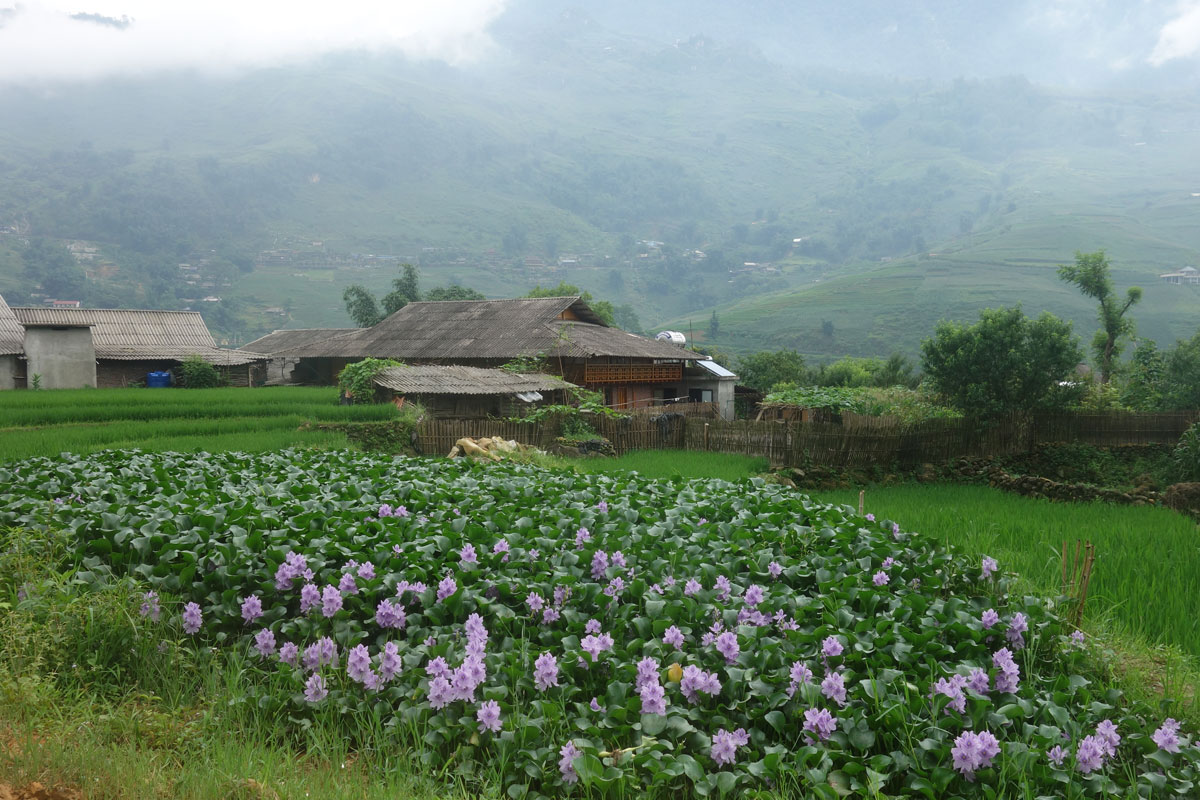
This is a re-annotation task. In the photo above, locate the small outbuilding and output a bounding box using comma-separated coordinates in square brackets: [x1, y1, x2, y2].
[372, 365, 575, 418]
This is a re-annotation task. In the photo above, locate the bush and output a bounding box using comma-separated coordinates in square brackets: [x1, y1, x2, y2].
[1173, 422, 1200, 482]
[177, 355, 222, 389]
[337, 358, 404, 402]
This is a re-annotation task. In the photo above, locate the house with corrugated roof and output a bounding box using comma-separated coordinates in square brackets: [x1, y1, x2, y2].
[371, 364, 574, 417]
[0, 296, 266, 389]
[242, 296, 738, 418]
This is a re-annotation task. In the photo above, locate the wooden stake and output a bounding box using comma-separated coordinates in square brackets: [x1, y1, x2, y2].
[858, 489, 865, 516]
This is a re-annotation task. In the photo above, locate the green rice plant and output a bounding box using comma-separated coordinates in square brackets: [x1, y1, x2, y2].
[576, 449, 769, 481]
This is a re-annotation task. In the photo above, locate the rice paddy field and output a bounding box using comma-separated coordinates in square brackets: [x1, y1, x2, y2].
[0, 386, 395, 461]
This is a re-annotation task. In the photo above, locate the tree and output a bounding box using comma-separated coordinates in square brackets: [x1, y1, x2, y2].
[1057, 250, 1142, 383]
[735, 349, 807, 393]
[381, 263, 421, 315]
[1161, 333, 1200, 410]
[1120, 339, 1165, 410]
[23, 238, 86, 298]
[612, 304, 642, 334]
[708, 311, 720, 340]
[425, 284, 486, 301]
[921, 306, 1083, 417]
[525, 282, 615, 326]
[342, 285, 383, 328]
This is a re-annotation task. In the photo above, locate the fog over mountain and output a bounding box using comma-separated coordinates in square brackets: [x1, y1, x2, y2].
[1, 1, 1199, 357]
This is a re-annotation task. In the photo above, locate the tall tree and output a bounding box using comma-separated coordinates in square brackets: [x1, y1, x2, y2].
[1057, 250, 1142, 383]
[342, 263, 421, 326]
[735, 349, 807, 393]
[342, 285, 382, 328]
[381, 263, 421, 315]
[425, 284, 486, 301]
[708, 310, 720, 339]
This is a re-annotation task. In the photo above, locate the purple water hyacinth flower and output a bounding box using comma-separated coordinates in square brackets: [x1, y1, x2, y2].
[1047, 744, 1068, 766]
[715, 631, 740, 664]
[304, 673, 328, 703]
[526, 592, 545, 613]
[427, 676, 454, 710]
[664, 575, 676, 587]
[278, 641, 299, 666]
[396, 505, 409, 517]
[575, 527, 591, 547]
[680, 665, 721, 702]
[993, 647, 1020, 693]
[967, 667, 990, 694]
[409, 580, 427, 595]
[776, 611, 799, 631]
[604, 576, 625, 597]
[635, 657, 660, 690]
[951, 730, 1000, 780]
[585, 618, 602, 635]
[303, 637, 338, 671]
[437, 575, 457, 603]
[768, 561, 782, 578]
[559, 741, 581, 784]
[882, 557, 896, 569]
[1070, 630, 1085, 647]
[460, 543, 478, 564]
[1006, 612, 1028, 649]
[590, 697, 606, 713]
[591, 550, 609, 580]
[465, 613, 489, 652]
[337, 572, 357, 595]
[541, 607, 561, 625]
[375, 599, 406, 629]
[1152, 719, 1183, 753]
[493, 538, 510, 556]
[423, 636, 436, 648]
[1095, 720, 1120, 758]
[872, 571, 889, 587]
[821, 671, 847, 707]
[822, 636, 844, 658]
[182, 602, 202, 635]
[553, 586, 570, 606]
[698, 517, 708, 524]
[528, 548, 540, 561]
[611, 551, 627, 569]
[744, 584, 764, 607]
[347, 644, 372, 684]
[379, 642, 402, 682]
[701, 620, 724, 647]
[866, 513, 875, 521]
[803, 707, 837, 742]
[981, 556, 998, 580]
[321, 584, 343, 617]
[710, 728, 749, 767]
[640, 682, 667, 715]
[981, 608, 1000, 629]
[477, 699, 502, 733]
[299, 583, 320, 613]
[378, 503, 393, 518]
[597, 500, 609, 512]
[714, 575, 732, 602]
[683, 578, 702, 597]
[254, 628, 276, 657]
[274, 552, 307, 590]
[357, 561, 375, 580]
[933, 674, 968, 714]
[140, 590, 160, 622]
[426, 656, 452, 680]
[787, 661, 814, 697]
[662, 625, 685, 649]
[1076, 735, 1106, 774]
[240, 595, 263, 624]
[534, 652, 559, 691]
[892, 522, 901, 538]
[451, 655, 487, 702]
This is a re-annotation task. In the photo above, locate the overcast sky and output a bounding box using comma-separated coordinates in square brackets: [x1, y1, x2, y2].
[1, 0, 1199, 84]
[0, 0, 510, 83]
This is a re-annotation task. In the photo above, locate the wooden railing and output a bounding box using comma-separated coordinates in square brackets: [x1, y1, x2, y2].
[583, 363, 682, 384]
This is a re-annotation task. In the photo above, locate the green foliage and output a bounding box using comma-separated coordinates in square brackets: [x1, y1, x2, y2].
[423, 284, 485, 301]
[1161, 331, 1200, 411]
[524, 282, 615, 326]
[1073, 380, 1127, 411]
[22, 237, 87, 299]
[763, 384, 961, 423]
[337, 358, 403, 401]
[1057, 250, 1142, 383]
[810, 353, 919, 389]
[342, 285, 383, 327]
[381, 263, 421, 315]
[1120, 340, 1166, 411]
[498, 354, 550, 374]
[177, 355, 222, 389]
[735, 348, 806, 392]
[920, 306, 1083, 417]
[1173, 423, 1200, 482]
[30, 374, 42, 391]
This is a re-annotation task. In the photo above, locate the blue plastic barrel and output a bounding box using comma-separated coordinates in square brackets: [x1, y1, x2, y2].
[146, 371, 172, 388]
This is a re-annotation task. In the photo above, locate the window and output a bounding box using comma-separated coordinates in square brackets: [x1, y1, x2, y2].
[688, 388, 713, 403]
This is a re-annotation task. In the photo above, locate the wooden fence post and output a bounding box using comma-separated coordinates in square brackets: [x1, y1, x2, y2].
[704, 423, 710, 451]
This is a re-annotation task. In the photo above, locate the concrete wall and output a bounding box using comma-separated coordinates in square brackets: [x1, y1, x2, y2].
[683, 376, 737, 420]
[0, 354, 19, 390]
[23, 327, 96, 389]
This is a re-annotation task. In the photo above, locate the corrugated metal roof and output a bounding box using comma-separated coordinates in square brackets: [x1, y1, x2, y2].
[695, 359, 738, 378]
[0, 295, 24, 355]
[10, 306, 263, 365]
[277, 297, 696, 362]
[372, 365, 573, 395]
[241, 328, 357, 355]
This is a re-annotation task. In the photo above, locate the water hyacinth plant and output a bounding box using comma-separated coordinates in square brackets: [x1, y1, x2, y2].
[2, 448, 1198, 798]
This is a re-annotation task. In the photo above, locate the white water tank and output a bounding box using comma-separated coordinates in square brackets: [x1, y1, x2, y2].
[655, 330, 687, 346]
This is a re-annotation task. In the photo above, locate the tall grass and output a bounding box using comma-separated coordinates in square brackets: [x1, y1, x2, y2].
[577, 450, 769, 481]
[808, 483, 1200, 660]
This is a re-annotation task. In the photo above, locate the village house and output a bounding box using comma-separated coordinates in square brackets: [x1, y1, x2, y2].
[371, 364, 574, 418]
[0, 295, 266, 389]
[1160, 266, 1200, 285]
[242, 296, 738, 418]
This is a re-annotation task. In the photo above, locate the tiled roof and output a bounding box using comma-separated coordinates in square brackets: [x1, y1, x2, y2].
[372, 365, 573, 395]
[240, 328, 357, 355]
[0, 295, 24, 355]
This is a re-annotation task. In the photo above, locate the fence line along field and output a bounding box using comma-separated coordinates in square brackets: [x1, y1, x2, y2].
[0, 386, 396, 461]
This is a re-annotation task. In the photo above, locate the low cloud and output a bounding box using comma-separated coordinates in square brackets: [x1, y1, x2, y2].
[0, 1, 508, 83]
[1149, 1, 1200, 65]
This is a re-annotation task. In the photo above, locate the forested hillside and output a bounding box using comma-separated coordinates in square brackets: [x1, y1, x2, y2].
[0, 0, 1197, 354]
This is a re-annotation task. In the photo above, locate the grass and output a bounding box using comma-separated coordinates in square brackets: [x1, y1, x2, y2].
[574, 449, 769, 481]
[0, 387, 392, 462]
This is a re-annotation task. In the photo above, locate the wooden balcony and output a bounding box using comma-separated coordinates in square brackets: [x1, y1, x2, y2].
[584, 363, 682, 384]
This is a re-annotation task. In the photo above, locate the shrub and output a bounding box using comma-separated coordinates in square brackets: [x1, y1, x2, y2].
[177, 355, 222, 389]
[1173, 422, 1200, 482]
[337, 358, 404, 402]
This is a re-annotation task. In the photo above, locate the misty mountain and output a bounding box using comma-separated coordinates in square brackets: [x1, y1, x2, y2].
[0, 0, 1197, 354]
